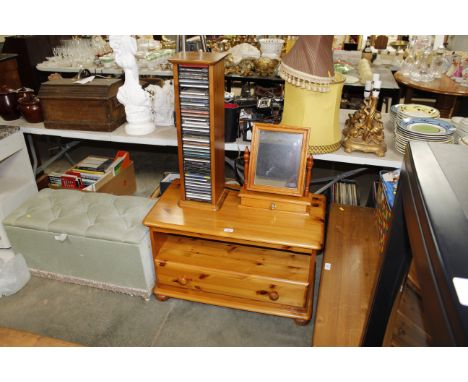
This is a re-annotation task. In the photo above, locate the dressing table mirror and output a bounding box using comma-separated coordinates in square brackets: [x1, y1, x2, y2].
[240, 123, 315, 214]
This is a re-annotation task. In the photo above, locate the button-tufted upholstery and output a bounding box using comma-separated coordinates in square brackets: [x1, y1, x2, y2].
[3, 188, 155, 244]
[2, 188, 157, 298]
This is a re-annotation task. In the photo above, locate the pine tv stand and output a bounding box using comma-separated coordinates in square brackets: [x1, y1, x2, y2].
[143, 180, 326, 324]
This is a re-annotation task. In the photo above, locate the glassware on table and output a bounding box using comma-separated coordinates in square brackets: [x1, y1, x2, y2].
[51, 37, 98, 68]
[401, 53, 415, 76]
[431, 51, 449, 78]
[416, 50, 434, 82]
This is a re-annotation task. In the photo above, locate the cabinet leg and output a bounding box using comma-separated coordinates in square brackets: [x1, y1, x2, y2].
[294, 318, 310, 326]
[155, 293, 170, 302]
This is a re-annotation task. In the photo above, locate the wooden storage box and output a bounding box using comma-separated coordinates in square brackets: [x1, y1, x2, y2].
[38, 78, 126, 132]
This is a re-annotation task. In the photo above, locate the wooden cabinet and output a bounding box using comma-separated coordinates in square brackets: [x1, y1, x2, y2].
[143, 180, 326, 324]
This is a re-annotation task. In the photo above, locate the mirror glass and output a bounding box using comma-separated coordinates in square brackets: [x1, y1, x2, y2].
[254, 130, 303, 189]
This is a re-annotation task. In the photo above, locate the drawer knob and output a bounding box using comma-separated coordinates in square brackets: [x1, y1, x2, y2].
[176, 277, 188, 286]
[268, 291, 279, 301]
[257, 290, 280, 301]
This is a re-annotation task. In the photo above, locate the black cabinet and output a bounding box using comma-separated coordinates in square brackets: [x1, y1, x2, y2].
[363, 141, 468, 346]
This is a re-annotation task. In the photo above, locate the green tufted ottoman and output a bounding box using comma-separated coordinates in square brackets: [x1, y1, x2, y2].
[2, 188, 156, 298]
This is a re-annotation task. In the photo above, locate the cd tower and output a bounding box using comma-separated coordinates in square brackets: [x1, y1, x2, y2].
[170, 52, 229, 210]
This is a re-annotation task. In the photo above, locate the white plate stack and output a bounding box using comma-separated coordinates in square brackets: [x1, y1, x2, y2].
[394, 117, 456, 155]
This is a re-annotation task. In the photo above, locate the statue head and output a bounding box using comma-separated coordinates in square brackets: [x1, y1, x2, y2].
[109, 35, 137, 69]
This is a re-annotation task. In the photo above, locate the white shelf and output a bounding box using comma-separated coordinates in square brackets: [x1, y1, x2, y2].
[2, 109, 404, 168]
[36, 63, 172, 77]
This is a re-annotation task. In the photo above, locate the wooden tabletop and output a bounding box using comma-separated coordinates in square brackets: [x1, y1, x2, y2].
[395, 72, 468, 97]
[143, 180, 326, 253]
[168, 51, 229, 65]
[312, 204, 381, 346]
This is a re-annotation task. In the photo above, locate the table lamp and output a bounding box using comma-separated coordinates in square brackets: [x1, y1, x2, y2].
[280, 36, 345, 154]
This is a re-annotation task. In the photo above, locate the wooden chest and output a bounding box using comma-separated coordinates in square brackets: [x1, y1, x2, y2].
[38, 78, 126, 132]
[143, 180, 326, 324]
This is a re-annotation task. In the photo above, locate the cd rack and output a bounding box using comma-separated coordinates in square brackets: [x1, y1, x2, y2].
[169, 52, 229, 210]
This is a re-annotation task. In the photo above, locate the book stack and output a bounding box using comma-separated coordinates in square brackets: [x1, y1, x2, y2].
[71, 156, 114, 187]
[48, 151, 129, 191]
[178, 64, 212, 202]
[48, 171, 84, 190]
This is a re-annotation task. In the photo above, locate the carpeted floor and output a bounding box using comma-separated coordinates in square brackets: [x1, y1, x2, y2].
[0, 257, 322, 346]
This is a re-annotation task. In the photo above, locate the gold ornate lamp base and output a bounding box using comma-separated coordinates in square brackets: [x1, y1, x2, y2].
[342, 137, 387, 157]
[342, 96, 387, 157]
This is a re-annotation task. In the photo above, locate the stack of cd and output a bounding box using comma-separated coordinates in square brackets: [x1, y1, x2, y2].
[394, 117, 455, 155]
[178, 65, 212, 202]
[390, 104, 440, 131]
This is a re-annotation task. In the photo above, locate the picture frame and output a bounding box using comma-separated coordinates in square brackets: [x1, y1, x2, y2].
[246, 122, 310, 197]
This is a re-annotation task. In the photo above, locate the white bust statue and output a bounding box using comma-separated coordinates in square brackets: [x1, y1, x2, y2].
[109, 35, 155, 135]
[147, 80, 175, 127]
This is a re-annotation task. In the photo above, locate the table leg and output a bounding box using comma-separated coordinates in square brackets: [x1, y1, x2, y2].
[404, 86, 414, 104]
[436, 95, 458, 118]
[391, 88, 400, 109]
[26, 134, 80, 176]
[226, 78, 232, 93]
[294, 318, 310, 326]
[155, 293, 170, 302]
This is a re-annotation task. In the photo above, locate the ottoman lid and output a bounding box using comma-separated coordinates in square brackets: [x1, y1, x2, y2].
[3, 189, 156, 244]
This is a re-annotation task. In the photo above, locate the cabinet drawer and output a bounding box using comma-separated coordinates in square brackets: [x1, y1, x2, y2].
[154, 234, 311, 307]
[240, 196, 308, 213]
[156, 260, 308, 307]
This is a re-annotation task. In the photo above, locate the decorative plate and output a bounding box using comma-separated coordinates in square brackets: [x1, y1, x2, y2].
[398, 104, 440, 118]
[398, 118, 455, 137]
[390, 104, 402, 116]
[396, 128, 453, 141]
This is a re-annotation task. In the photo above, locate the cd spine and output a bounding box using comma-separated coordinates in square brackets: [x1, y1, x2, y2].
[178, 64, 212, 202]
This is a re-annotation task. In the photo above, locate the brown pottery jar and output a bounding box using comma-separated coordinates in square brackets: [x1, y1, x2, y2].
[18, 93, 44, 123]
[16, 87, 35, 102]
[0, 85, 21, 121]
